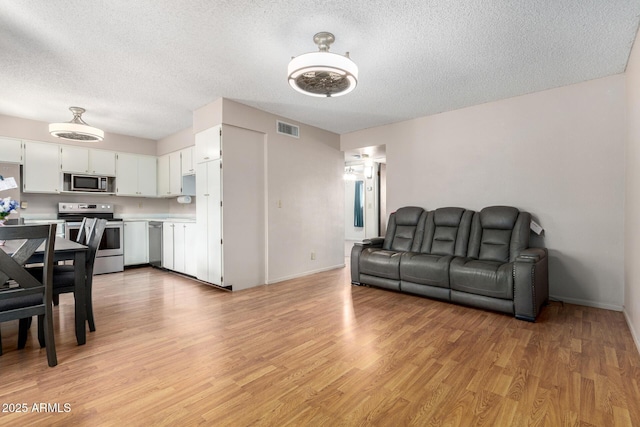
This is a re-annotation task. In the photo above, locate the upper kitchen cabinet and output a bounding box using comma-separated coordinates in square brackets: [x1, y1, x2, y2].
[60, 146, 117, 176]
[23, 141, 60, 193]
[115, 153, 157, 197]
[195, 125, 221, 164]
[0, 136, 23, 164]
[180, 146, 195, 175]
[157, 151, 181, 197]
[91, 150, 117, 176]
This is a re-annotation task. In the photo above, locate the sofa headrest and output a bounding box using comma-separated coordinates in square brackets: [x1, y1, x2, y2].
[394, 206, 425, 226]
[480, 206, 519, 230]
[434, 207, 465, 227]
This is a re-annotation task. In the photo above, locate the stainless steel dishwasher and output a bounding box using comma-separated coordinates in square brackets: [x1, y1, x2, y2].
[148, 221, 163, 268]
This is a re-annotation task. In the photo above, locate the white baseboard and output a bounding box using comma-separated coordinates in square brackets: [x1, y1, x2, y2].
[267, 264, 345, 285]
[623, 309, 640, 356]
[549, 294, 623, 311]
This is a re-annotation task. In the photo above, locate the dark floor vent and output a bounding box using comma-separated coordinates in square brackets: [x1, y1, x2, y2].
[277, 121, 299, 138]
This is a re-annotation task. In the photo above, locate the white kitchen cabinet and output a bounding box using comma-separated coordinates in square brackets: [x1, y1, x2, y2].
[163, 221, 196, 276]
[137, 155, 157, 196]
[116, 153, 157, 196]
[184, 223, 197, 276]
[0, 137, 23, 164]
[181, 147, 196, 196]
[60, 146, 116, 176]
[115, 153, 137, 196]
[174, 223, 186, 273]
[195, 125, 221, 164]
[181, 146, 195, 175]
[124, 221, 149, 265]
[162, 222, 175, 270]
[169, 151, 181, 195]
[157, 154, 170, 196]
[159, 151, 189, 197]
[23, 141, 60, 193]
[196, 160, 222, 285]
[90, 149, 117, 176]
[195, 124, 265, 290]
[60, 145, 88, 173]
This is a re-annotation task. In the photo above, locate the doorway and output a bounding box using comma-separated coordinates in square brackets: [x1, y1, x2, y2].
[343, 145, 386, 257]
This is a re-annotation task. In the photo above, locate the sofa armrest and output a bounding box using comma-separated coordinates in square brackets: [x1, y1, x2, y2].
[516, 248, 546, 263]
[350, 238, 385, 285]
[360, 237, 385, 247]
[514, 247, 549, 321]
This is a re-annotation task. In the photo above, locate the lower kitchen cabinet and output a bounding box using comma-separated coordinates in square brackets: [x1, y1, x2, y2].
[124, 221, 149, 266]
[163, 221, 196, 276]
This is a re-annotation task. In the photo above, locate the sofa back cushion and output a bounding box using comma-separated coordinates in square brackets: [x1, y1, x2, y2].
[383, 206, 427, 252]
[419, 207, 473, 256]
[467, 206, 531, 262]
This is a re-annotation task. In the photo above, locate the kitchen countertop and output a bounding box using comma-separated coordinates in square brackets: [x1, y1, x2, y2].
[117, 216, 196, 223]
[22, 214, 196, 223]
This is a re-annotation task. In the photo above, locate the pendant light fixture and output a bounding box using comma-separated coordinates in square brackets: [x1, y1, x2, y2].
[49, 107, 104, 142]
[288, 32, 358, 98]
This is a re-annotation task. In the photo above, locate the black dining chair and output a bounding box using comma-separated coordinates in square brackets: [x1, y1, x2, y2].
[27, 218, 106, 333]
[52, 217, 96, 306]
[0, 224, 57, 367]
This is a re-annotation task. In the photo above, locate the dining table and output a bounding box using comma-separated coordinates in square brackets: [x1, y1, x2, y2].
[1, 235, 89, 345]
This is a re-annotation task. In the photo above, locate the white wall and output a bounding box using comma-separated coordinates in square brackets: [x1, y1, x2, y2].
[156, 126, 193, 155]
[218, 99, 344, 284]
[342, 75, 626, 310]
[625, 30, 640, 352]
[221, 124, 266, 291]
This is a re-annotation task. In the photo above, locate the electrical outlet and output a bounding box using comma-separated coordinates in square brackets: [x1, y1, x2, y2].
[20, 201, 28, 209]
[311, 251, 316, 260]
[277, 200, 282, 208]
[138, 202, 143, 208]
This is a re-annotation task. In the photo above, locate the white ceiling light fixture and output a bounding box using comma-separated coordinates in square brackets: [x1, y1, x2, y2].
[344, 166, 357, 181]
[49, 107, 104, 142]
[288, 32, 358, 98]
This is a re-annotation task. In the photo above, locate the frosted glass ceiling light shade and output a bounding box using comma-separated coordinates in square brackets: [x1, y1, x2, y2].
[288, 32, 358, 97]
[344, 167, 357, 180]
[49, 107, 104, 142]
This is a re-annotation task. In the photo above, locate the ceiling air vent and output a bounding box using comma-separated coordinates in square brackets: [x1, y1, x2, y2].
[277, 120, 299, 138]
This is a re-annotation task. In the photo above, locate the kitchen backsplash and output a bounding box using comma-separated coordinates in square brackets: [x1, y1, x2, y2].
[19, 192, 195, 217]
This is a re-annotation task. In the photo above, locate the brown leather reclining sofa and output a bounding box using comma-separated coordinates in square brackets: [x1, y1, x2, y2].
[350, 206, 549, 321]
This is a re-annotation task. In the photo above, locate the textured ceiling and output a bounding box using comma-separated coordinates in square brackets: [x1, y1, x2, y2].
[1, 1, 639, 141]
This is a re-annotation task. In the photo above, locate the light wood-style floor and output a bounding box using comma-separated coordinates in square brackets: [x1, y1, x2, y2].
[0, 266, 639, 426]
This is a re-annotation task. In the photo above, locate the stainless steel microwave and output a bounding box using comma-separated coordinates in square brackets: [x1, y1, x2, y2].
[71, 174, 109, 192]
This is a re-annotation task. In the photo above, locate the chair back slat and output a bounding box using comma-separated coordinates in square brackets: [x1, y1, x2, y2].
[6, 238, 45, 265]
[75, 217, 88, 244]
[87, 219, 106, 258]
[0, 238, 44, 284]
[74, 217, 98, 245]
